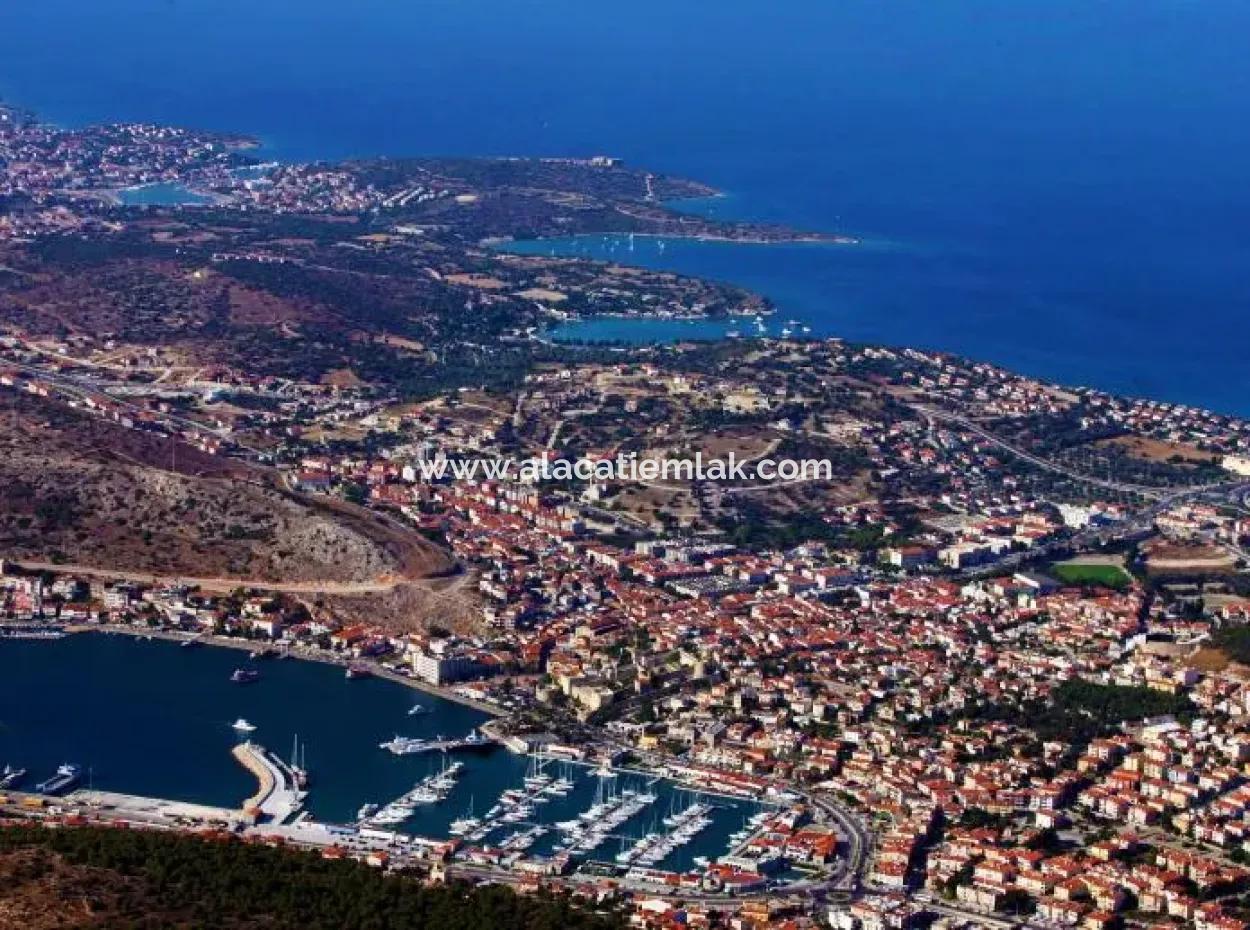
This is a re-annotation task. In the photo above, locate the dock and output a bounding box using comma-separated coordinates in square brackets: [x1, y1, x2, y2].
[60, 789, 245, 829]
[232, 741, 306, 824]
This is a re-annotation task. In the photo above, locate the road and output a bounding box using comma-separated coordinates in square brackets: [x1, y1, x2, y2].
[911, 402, 1250, 575]
[5, 359, 269, 457]
[913, 404, 1233, 500]
[9, 559, 412, 595]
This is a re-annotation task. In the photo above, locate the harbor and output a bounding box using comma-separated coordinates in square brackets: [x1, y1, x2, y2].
[232, 741, 307, 824]
[0, 633, 767, 874]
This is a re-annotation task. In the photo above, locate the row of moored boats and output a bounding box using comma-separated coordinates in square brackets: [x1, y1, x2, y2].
[358, 760, 465, 827]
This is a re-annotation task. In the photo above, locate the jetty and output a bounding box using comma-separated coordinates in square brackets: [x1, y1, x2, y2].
[232, 741, 306, 824]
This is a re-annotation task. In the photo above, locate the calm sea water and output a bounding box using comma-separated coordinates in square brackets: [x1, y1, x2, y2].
[1, 0, 1246, 413]
[117, 183, 212, 206]
[0, 635, 755, 869]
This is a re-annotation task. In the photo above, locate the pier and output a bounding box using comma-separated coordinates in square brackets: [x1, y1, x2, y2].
[232, 741, 306, 825]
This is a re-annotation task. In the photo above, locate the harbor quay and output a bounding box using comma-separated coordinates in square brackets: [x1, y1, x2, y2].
[0, 629, 854, 898]
[232, 741, 307, 824]
[0, 734, 843, 901]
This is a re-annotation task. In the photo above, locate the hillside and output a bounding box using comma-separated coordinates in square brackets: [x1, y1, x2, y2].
[0, 825, 623, 930]
[0, 390, 451, 588]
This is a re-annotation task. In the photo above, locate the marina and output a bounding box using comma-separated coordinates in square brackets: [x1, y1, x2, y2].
[0, 634, 765, 872]
[359, 760, 464, 827]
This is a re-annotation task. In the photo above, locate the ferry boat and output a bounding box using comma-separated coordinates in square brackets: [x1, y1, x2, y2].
[379, 735, 430, 754]
[35, 763, 81, 795]
[231, 718, 257, 733]
[381, 729, 496, 755]
[230, 668, 260, 684]
[0, 765, 26, 789]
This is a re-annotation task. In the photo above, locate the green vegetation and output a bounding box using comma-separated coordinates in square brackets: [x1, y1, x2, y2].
[957, 807, 1011, 829]
[0, 825, 623, 930]
[1212, 623, 1250, 665]
[1051, 561, 1132, 590]
[1049, 678, 1193, 729]
[976, 678, 1196, 744]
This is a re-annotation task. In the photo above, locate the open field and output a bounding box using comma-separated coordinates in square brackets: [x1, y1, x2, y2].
[1095, 435, 1217, 466]
[1051, 561, 1133, 589]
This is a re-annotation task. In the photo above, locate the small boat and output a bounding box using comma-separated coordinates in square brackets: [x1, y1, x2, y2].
[357, 803, 379, 821]
[231, 718, 257, 733]
[0, 765, 26, 789]
[230, 668, 260, 684]
[35, 763, 81, 795]
[407, 704, 428, 716]
[449, 816, 481, 836]
[180, 637, 202, 649]
[345, 665, 372, 680]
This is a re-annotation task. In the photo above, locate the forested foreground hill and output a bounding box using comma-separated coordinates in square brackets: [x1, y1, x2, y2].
[0, 826, 625, 930]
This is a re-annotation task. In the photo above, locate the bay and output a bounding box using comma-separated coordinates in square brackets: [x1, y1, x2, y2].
[0, 0, 1245, 412]
[0, 635, 757, 870]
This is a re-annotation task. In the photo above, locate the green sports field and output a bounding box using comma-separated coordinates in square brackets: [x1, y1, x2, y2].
[1051, 562, 1133, 589]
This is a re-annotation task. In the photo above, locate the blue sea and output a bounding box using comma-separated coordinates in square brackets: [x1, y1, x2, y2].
[1, 0, 1247, 413]
[0, 635, 759, 869]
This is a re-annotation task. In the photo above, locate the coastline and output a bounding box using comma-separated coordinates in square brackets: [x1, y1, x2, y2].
[505, 229, 856, 249]
[66, 624, 502, 717]
[112, 181, 232, 208]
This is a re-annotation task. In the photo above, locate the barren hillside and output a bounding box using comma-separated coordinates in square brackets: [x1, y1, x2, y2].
[0, 391, 451, 587]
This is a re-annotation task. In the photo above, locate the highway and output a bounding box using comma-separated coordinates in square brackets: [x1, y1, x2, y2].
[912, 403, 1234, 500]
[4, 358, 269, 458]
[911, 402, 1250, 576]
